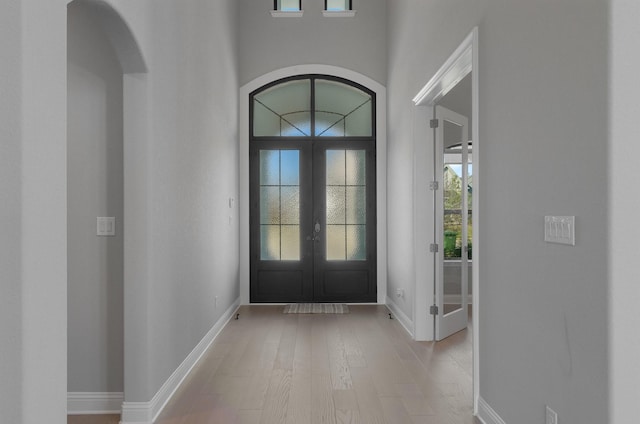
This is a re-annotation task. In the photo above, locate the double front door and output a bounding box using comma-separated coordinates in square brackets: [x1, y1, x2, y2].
[250, 140, 376, 302]
[249, 75, 377, 303]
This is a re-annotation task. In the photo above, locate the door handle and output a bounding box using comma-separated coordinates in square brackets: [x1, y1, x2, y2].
[307, 220, 321, 242]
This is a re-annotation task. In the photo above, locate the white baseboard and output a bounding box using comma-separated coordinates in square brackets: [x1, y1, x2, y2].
[67, 392, 123, 415]
[120, 297, 241, 424]
[477, 396, 507, 424]
[385, 296, 414, 338]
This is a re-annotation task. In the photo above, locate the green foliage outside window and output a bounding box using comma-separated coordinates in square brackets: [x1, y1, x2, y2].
[443, 165, 472, 259]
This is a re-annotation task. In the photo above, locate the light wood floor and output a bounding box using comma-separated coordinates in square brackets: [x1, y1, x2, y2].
[69, 305, 478, 424]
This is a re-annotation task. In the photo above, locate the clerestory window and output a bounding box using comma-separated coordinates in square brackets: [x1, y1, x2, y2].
[274, 0, 301, 12]
[325, 0, 352, 11]
[252, 76, 373, 138]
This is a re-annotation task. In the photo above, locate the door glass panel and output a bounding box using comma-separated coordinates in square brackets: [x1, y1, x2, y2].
[315, 80, 372, 137]
[261, 225, 280, 260]
[326, 187, 346, 224]
[259, 150, 300, 260]
[281, 226, 300, 260]
[443, 120, 464, 315]
[260, 186, 280, 224]
[254, 79, 311, 137]
[326, 225, 346, 260]
[346, 225, 366, 260]
[346, 186, 365, 224]
[326, 149, 366, 261]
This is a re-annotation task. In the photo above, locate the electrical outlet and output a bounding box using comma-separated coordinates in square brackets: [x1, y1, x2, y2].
[546, 405, 558, 424]
[214, 296, 218, 309]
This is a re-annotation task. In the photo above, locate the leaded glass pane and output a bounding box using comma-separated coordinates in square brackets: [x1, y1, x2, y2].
[261, 225, 280, 260]
[346, 186, 365, 224]
[345, 100, 372, 136]
[280, 112, 311, 137]
[280, 150, 300, 185]
[260, 187, 280, 225]
[327, 187, 346, 224]
[315, 79, 372, 136]
[345, 150, 365, 185]
[316, 111, 345, 137]
[254, 79, 310, 136]
[254, 101, 281, 137]
[260, 150, 280, 185]
[346, 225, 366, 260]
[281, 187, 300, 224]
[326, 225, 346, 260]
[259, 149, 301, 261]
[326, 149, 366, 261]
[281, 226, 300, 260]
[326, 150, 346, 185]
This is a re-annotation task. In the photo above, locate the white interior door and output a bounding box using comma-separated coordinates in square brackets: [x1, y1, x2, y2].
[434, 105, 470, 340]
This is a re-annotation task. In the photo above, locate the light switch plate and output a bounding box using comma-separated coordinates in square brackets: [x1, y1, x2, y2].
[544, 216, 575, 245]
[97, 217, 116, 236]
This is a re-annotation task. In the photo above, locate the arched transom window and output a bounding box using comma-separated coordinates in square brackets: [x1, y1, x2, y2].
[251, 75, 374, 138]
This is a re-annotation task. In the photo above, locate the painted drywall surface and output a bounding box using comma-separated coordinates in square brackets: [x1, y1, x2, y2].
[0, 2, 23, 422]
[388, 1, 608, 423]
[139, 0, 240, 401]
[11, 0, 67, 424]
[609, 1, 640, 422]
[237, 0, 387, 86]
[67, 1, 124, 393]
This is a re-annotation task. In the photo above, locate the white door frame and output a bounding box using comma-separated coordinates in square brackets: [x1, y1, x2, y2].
[412, 27, 480, 413]
[239, 65, 388, 305]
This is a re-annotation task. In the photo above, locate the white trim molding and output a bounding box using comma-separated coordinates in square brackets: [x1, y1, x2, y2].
[412, 27, 480, 411]
[413, 30, 474, 106]
[67, 392, 123, 415]
[270, 10, 303, 17]
[477, 397, 507, 424]
[120, 298, 241, 424]
[323, 10, 356, 17]
[239, 64, 388, 306]
[385, 296, 414, 338]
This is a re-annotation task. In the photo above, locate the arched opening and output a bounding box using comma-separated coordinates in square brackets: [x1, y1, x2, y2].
[67, 0, 147, 416]
[239, 65, 388, 305]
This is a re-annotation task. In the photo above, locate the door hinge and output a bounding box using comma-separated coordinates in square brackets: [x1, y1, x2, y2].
[429, 181, 439, 191]
[429, 243, 439, 253]
[430, 119, 439, 129]
[430, 305, 439, 315]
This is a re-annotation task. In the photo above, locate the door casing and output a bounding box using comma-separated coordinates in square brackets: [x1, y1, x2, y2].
[412, 27, 480, 413]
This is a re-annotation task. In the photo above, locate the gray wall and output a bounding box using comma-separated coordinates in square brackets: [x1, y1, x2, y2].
[66, 0, 241, 404]
[237, 0, 387, 86]
[609, 0, 640, 422]
[0, 0, 68, 422]
[387, 1, 608, 423]
[121, 0, 241, 401]
[0, 2, 23, 422]
[67, 1, 124, 393]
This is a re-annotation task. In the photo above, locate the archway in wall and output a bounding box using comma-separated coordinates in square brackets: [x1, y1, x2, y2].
[67, 0, 147, 415]
[239, 65, 388, 305]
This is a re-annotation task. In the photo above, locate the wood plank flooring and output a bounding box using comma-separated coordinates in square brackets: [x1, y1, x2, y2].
[69, 305, 479, 424]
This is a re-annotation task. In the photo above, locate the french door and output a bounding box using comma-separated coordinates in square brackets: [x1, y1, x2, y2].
[249, 75, 376, 303]
[434, 105, 470, 340]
